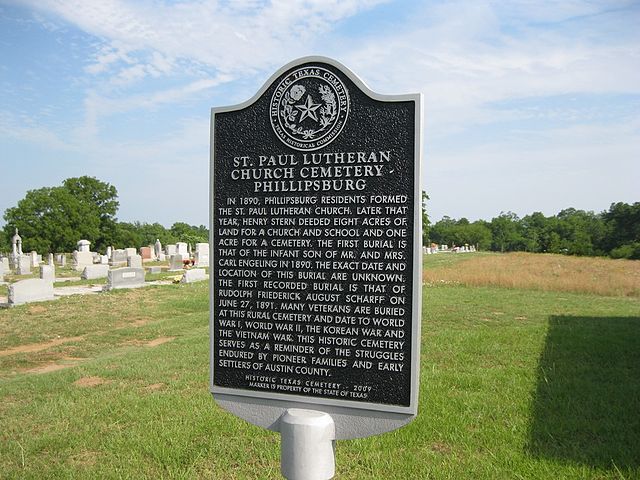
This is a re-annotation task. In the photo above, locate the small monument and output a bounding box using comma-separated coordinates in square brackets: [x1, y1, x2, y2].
[154, 239, 163, 261]
[73, 240, 94, 271]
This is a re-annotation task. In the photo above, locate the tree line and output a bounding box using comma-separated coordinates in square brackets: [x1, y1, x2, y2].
[423, 198, 640, 260]
[1, 176, 207, 254]
[2, 177, 637, 260]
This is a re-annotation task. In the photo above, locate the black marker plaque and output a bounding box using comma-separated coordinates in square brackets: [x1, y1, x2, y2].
[211, 56, 421, 416]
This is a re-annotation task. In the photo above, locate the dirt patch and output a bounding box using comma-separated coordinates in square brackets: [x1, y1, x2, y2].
[74, 376, 109, 388]
[28, 305, 47, 314]
[146, 383, 166, 391]
[0, 336, 84, 357]
[70, 450, 100, 468]
[26, 363, 75, 374]
[430, 442, 452, 454]
[145, 336, 175, 347]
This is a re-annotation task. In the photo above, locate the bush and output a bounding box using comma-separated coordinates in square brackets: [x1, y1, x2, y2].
[610, 242, 640, 260]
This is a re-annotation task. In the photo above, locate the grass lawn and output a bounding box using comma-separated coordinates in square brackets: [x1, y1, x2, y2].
[0, 253, 638, 479]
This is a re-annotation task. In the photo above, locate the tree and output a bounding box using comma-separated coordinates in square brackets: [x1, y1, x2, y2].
[421, 191, 430, 245]
[602, 202, 640, 257]
[2, 176, 120, 253]
[63, 176, 119, 250]
[490, 212, 524, 252]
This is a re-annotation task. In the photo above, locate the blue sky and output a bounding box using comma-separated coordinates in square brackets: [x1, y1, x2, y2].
[1, 0, 638, 228]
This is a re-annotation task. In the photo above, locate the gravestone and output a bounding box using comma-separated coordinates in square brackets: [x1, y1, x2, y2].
[194, 243, 210, 267]
[210, 54, 422, 467]
[104, 267, 145, 291]
[8, 278, 55, 306]
[168, 254, 184, 272]
[16, 255, 31, 275]
[73, 250, 94, 271]
[81, 264, 110, 280]
[48, 253, 54, 266]
[140, 246, 152, 260]
[165, 244, 177, 256]
[147, 266, 162, 274]
[181, 268, 208, 283]
[176, 242, 189, 258]
[127, 254, 143, 269]
[0, 260, 4, 282]
[154, 239, 163, 260]
[110, 249, 128, 266]
[40, 264, 55, 282]
[125, 247, 137, 257]
[30, 251, 39, 268]
[77, 239, 91, 252]
[1, 257, 9, 274]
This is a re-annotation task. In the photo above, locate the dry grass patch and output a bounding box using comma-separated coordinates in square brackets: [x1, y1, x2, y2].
[74, 376, 110, 388]
[424, 252, 640, 297]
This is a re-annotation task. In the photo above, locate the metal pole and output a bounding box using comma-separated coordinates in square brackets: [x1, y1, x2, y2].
[280, 409, 335, 480]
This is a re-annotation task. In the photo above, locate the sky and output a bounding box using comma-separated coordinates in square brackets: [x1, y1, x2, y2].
[1, 0, 638, 228]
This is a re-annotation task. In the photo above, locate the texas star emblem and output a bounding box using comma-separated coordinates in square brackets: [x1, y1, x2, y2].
[270, 66, 350, 151]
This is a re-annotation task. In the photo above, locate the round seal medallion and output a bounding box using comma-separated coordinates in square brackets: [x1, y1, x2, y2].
[270, 66, 350, 151]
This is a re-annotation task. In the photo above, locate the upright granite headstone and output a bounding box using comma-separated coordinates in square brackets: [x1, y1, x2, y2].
[0, 260, 4, 282]
[30, 251, 39, 268]
[165, 244, 177, 256]
[81, 264, 110, 280]
[1, 257, 9, 273]
[140, 246, 152, 260]
[16, 255, 31, 275]
[194, 243, 209, 267]
[8, 278, 55, 306]
[110, 249, 128, 266]
[176, 242, 189, 258]
[104, 267, 145, 291]
[181, 268, 208, 283]
[127, 254, 143, 269]
[48, 253, 54, 266]
[210, 56, 422, 442]
[40, 264, 55, 282]
[168, 254, 184, 272]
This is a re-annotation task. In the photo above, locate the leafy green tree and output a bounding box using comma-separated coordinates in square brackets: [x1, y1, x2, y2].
[602, 202, 640, 256]
[421, 191, 430, 245]
[490, 212, 524, 252]
[63, 176, 119, 250]
[2, 176, 119, 253]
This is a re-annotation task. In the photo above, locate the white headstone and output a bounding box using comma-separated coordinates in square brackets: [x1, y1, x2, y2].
[176, 242, 188, 257]
[168, 254, 184, 272]
[127, 254, 143, 269]
[125, 248, 137, 257]
[81, 264, 110, 280]
[104, 267, 145, 290]
[73, 251, 94, 271]
[30, 251, 39, 268]
[77, 239, 91, 253]
[40, 264, 55, 282]
[8, 278, 55, 306]
[16, 255, 31, 275]
[165, 244, 177, 256]
[181, 268, 208, 283]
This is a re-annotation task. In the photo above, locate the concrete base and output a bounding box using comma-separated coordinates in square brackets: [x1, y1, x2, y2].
[280, 409, 335, 480]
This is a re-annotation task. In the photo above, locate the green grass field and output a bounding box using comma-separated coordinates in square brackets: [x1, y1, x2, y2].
[0, 253, 638, 479]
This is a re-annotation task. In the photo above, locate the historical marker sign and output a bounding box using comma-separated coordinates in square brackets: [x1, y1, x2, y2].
[210, 56, 422, 439]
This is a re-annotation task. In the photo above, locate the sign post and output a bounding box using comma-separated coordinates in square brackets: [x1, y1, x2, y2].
[210, 56, 422, 478]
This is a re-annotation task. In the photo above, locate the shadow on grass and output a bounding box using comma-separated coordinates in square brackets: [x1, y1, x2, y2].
[528, 316, 640, 470]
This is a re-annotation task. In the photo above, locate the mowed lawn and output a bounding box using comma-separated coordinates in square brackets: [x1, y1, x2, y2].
[0, 253, 638, 479]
